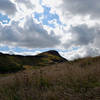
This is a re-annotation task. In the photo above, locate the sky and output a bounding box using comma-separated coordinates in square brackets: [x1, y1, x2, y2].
[0, 0, 100, 60]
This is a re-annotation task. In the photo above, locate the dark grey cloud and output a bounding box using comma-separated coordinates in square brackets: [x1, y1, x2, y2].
[70, 24, 95, 46]
[0, 0, 17, 15]
[62, 0, 100, 18]
[93, 32, 100, 49]
[64, 24, 100, 57]
[0, 16, 60, 48]
[64, 24, 96, 48]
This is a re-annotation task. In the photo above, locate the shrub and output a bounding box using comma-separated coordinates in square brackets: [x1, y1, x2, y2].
[0, 63, 24, 73]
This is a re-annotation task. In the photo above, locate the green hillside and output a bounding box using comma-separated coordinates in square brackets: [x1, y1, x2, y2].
[0, 50, 67, 73]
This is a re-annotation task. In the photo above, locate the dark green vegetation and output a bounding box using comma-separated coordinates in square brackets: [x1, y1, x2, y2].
[0, 51, 100, 100]
[0, 50, 66, 73]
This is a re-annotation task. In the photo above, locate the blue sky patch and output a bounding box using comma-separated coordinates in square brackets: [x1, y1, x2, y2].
[0, 13, 10, 24]
[34, 12, 42, 22]
[0, 45, 79, 55]
[34, 5, 62, 28]
[0, 46, 10, 51]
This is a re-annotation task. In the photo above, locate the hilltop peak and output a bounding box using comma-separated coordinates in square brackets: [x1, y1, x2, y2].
[46, 50, 60, 56]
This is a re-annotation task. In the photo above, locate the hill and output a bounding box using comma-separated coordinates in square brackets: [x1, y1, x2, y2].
[0, 55, 100, 100]
[71, 56, 100, 67]
[0, 50, 67, 73]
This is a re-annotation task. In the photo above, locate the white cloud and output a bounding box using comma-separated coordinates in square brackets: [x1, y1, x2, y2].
[41, 0, 100, 59]
[0, 15, 60, 48]
[60, 46, 100, 60]
[0, 0, 100, 60]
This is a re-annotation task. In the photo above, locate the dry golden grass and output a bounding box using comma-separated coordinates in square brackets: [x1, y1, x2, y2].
[0, 57, 100, 100]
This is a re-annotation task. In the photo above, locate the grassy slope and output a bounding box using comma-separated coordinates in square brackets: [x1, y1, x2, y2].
[0, 56, 100, 100]
[0, 50, 66, 73]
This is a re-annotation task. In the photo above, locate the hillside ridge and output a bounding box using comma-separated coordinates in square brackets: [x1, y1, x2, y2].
[0, 50, 67, 73]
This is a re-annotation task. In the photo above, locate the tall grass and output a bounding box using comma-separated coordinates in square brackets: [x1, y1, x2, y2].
[0, 60, 100, 100]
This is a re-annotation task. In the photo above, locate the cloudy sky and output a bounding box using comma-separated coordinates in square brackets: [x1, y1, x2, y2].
[0, 0, 100, 60]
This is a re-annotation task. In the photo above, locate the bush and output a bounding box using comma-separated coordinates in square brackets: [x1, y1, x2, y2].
[0, 63, 24, 73]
